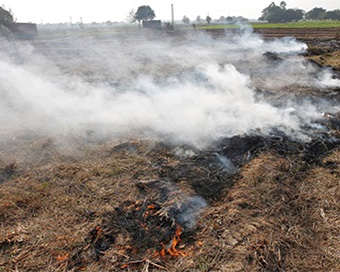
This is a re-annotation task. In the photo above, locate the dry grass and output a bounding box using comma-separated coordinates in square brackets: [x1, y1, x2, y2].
[193, 150, 340, 271]
[0, 137, 154, 271]
[308, 51, 340, 70]
[2, 134, 340, 271]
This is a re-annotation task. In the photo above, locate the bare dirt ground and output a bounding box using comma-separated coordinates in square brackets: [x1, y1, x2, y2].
[254, 27, 340, 40]
[206, 27, 340, 41]
[1, 28, 340, 272]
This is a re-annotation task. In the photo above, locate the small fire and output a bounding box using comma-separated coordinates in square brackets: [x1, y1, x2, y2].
[95, 226, 102, 235]
[156, 225, 188, 257]
[55, 252, 69, 261]
[147, 204, 156, 209]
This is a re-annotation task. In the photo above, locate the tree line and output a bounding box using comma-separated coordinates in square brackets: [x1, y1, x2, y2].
[305, 7, 340, 21]
[259, 1, 340, 23]
[181, 2, 340, 25]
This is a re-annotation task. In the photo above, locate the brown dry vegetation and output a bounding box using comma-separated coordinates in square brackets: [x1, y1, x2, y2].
[201, 152, 340, 271]
[306, 40, 340, 72]
[2, 32, 340, 272]
[2, 133, 340, 271]
[308, 50, 340, 71]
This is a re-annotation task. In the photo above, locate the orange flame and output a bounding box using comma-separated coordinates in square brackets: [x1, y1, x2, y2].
[159, 242, 166, 257]
[141, 222, 149, 230]
[147, 204, 156, 209]
[155, 225, 188, 257]
[95, 226, 102, 235]
[56, 252, 69, 261]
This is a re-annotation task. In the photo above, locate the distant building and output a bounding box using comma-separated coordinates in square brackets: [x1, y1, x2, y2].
[142, 20, 162, 29]
[10, 23, 38, 39]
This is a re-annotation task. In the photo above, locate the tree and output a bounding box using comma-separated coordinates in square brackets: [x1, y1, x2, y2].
[325, 9, 340, 20]
[259, 2, 277, 21]
[126, 9, 136, 23]
[206, 15, 212, 24]
[0, 5, 14, 28]
[218, 16, 225, 24]
[196, 15, 202, 23]
[226, 16, 234, 24]
[280, 1, 287, 9]
[133, 5, 155, 25]
[182, 15, 190, 24]
[259, 2, 304, 23]
[0, 5, 15, 39]
[305, 7, 326, 20]
[265, 6, 286, 22]
[285, 9, 304, 22]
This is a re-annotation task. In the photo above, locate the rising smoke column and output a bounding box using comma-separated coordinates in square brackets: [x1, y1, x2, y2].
[0, 27, 339, 147]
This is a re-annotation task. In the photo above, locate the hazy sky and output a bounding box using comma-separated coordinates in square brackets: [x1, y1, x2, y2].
[2, 0, 339, 24]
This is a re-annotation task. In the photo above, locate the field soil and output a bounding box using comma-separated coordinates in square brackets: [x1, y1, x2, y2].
[255, 27, 340, 40]
[1, 27, 340, 272]
[205, 27, 340, 40]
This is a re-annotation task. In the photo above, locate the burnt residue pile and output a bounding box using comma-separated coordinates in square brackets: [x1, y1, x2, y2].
[68, 180, 205, 270]
[67, 109, 340, 270]
[159, 129, 340, 201]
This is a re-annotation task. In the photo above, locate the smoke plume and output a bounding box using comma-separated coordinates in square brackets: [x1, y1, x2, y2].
[1, 26, 339, 147]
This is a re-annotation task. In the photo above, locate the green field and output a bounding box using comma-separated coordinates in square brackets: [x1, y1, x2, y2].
[199, 20, 340, 29]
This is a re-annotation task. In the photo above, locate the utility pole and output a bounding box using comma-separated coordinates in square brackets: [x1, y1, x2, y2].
[171, 4, 174, 27]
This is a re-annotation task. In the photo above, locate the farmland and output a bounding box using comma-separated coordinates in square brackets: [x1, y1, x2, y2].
[1, 25, 340, 271]
[199, 20, 340, 29]
[197, 20, 340, 40]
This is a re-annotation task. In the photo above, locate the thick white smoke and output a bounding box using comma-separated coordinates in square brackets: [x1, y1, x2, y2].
[0, 26, 339, 147]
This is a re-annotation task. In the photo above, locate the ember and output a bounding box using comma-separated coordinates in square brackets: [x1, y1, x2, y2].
[55, 252, 69, 262]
